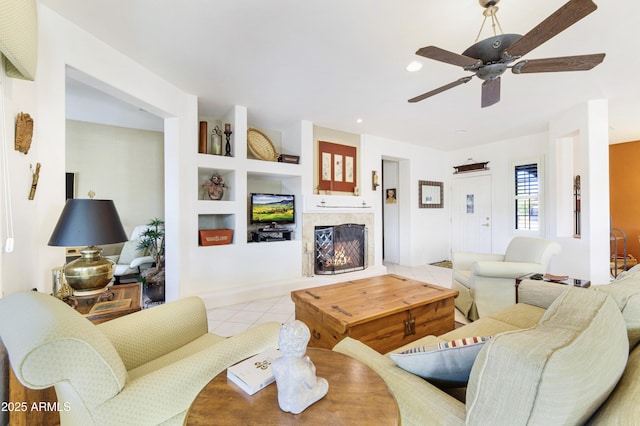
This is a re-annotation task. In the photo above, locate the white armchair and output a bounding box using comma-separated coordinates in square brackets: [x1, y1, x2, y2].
[111, 225, 154, 283]
[452, 237, 561, 320]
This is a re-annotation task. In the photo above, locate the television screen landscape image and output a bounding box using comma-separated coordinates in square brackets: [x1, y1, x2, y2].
[250, 194, 295, 225]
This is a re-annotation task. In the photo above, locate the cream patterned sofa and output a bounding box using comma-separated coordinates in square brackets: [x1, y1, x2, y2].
[0, 292, 280, 425]
[334, 274, 640, 425]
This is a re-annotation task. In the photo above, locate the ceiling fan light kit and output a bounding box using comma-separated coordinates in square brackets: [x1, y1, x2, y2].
[409, 0, 605, 108]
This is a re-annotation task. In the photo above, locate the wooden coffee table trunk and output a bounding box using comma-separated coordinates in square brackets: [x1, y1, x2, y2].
[291, 274, 458, 353]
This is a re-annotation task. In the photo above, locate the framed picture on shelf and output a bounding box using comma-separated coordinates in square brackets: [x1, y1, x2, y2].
[318, 141, 357, 193]
[419, 180, 443, 208]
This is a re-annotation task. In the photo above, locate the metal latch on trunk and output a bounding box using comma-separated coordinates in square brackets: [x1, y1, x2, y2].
[404, 309, 416, 336]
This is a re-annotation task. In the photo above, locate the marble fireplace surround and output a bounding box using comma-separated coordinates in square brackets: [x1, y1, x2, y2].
[302, 212, 374, 277]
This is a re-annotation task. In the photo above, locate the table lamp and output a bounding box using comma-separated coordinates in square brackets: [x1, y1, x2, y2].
[48, 199, 128, 295]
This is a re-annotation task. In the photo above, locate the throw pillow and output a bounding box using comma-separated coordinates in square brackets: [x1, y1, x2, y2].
[593, 276, 640, 348]
[118, 240, 146, 265]
[390, 336, 491, 386]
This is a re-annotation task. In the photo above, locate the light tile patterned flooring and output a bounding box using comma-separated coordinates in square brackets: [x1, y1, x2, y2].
[206, 262, 462, 337]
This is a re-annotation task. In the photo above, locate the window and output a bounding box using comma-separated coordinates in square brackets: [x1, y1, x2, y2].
[514, 163, 539, 231]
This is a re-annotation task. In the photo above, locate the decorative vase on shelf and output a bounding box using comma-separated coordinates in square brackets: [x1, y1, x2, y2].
[203, 173, 228, 200]
[210, 126, 222, 155]
[198, 121, 208, 153]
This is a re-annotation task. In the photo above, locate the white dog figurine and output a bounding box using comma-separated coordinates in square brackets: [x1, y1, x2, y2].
[272, 320, 329, 414]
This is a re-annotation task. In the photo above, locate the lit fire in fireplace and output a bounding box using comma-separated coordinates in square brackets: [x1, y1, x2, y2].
[332, 244, 352, 266]
[315, 224, 367, 275]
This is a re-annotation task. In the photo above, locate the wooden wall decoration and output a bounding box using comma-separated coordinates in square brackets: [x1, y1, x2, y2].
[318, 141, 357, 193]
[15, 112, 33, 154]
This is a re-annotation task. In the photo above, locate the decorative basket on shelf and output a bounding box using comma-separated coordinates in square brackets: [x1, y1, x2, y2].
[247, 128, 279, 161]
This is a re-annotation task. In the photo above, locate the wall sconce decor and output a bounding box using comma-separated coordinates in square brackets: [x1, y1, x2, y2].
[28, 162, 40, 200]
[371, 171, 380, 191]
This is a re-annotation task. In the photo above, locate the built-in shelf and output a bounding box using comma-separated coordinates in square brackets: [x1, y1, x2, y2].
[197, 167, 235, 201]
[196, 107, 305, 249]
[197, 214, 236, 246]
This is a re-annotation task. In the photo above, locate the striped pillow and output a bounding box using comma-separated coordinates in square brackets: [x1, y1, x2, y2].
[390, 336, 492, 386]
[439, 336, 490, 349]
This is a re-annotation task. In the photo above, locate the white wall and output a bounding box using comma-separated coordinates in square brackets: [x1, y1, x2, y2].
[446, 100, 610, 283]
[66, 120, 164, 234]
[448, 132, 548, 254]
[0, 5, 196, 298]
[362, 134, 451, 266]
[547, 100, 610, 283]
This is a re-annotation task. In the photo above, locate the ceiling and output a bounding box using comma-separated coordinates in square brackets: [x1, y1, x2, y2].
[43, 0, 640, 151]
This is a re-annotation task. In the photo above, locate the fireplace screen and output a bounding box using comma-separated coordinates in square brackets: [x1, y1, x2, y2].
[314, 224, 367, 275]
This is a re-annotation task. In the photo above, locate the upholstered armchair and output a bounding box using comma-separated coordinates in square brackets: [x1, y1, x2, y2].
[452, 237, 561, 320]
[110, 225, 154, 283]
[0, 292, 281, 425]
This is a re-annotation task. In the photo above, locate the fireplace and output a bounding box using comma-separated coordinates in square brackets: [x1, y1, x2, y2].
[314, 224, 367, 275]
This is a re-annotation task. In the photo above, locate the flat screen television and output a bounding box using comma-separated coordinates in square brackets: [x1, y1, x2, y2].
[250, 193, 295, 225]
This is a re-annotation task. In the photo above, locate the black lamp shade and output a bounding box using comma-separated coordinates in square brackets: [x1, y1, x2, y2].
[48, 199, 128, 247]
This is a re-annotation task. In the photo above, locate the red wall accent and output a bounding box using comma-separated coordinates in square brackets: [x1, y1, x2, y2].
[610, 141, 640, 262]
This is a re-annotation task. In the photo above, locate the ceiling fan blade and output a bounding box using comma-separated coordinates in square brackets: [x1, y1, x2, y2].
[481, 78, 501, 108]
[512, 53, 605, 73]
[408, 76, 473, 103]
[416, 46, 481, 68]
[505, 0, 598, 59]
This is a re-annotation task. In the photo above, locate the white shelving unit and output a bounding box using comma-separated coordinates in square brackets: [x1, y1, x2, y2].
[195, 106, 305, 252]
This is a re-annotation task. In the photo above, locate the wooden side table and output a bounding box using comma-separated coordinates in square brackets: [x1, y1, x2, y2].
[7, 284, 142, 425]
[185, 347, 400, 425]
[65, 283, 142, 324]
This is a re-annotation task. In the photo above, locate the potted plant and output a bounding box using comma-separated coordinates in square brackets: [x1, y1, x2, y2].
[137, 218, 165, 302]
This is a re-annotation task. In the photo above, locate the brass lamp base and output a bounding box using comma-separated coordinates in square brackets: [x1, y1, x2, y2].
[64, 246, 115, 295]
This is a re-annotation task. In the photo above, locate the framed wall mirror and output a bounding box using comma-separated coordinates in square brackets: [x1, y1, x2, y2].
[419, 180, 443, 208]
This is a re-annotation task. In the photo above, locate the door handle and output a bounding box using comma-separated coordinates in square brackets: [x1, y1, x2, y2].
[481, 223, 490, 227]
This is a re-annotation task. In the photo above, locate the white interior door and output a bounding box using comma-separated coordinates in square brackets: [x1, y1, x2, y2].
[450, 174, 492, 253]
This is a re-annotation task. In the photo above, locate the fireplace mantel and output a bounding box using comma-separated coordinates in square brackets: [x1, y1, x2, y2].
[302, 194, 374, 214]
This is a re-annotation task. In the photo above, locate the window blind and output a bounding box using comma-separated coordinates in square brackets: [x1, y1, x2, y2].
[515, 163, 539, 231]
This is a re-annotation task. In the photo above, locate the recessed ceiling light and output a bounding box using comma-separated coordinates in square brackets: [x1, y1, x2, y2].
[356, 118, 363, 124]
[406, 61, 423, 72]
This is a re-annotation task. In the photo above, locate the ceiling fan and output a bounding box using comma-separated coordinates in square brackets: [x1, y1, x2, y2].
[408, 0, 605, 108]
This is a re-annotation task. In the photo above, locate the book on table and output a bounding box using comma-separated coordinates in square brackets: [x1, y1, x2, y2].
[226, 348, 282, 395]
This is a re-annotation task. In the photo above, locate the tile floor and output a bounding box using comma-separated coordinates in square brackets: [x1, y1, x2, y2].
[206, 262, 462, 337]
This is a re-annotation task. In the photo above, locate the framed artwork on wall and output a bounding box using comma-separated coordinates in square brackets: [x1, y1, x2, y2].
[419, 180, 443, 208]
[318, 141, 357, 193]
[386, 188, 397, 204]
